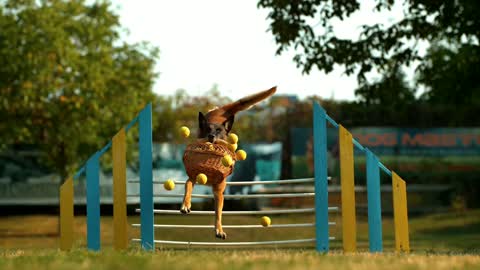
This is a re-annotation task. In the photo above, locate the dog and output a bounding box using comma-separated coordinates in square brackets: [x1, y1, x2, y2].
[180, 86, 276, 239]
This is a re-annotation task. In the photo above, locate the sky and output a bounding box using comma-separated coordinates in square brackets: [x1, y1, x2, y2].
[112, 0, 405, 101]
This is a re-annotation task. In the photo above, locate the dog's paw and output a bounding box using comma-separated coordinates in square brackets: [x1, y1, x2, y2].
[180, 205, 191, 214]
[215, 229, 227, 240]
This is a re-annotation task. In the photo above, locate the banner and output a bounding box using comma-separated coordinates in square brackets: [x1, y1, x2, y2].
[290, 127, 480, 179]
[353, 128, 480, 156]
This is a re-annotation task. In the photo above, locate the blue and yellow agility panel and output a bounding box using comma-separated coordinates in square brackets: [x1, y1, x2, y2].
[59, 101, 409, 253]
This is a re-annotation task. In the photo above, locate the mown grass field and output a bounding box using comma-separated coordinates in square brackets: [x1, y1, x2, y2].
[0, 208, 479, 270]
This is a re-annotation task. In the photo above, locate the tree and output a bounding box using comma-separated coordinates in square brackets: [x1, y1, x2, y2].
[354, 67, 416, 123]
[418, 43, 480, 106]
[415, 42, 480, 126]
[0, 0, 159, 180]
[152, 85, 235, 143]
[258, 0, 480, 98]
[355, 68, 414, 106]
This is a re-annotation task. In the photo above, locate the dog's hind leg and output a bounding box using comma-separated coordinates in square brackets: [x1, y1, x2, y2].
[213, 180, 227, 239]
[180, 178, 195, 214]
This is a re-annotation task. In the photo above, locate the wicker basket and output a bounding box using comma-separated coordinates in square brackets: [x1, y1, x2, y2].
[183, 142, 236, 184]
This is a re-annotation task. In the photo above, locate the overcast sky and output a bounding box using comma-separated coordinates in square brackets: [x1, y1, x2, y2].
[112, 0, 405, 101]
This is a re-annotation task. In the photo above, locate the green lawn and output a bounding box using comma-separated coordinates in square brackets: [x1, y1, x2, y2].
[0, 209, 479, 269]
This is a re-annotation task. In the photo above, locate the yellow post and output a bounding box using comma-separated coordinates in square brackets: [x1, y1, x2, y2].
[392, 172, 410, 252]
[60, 177, 74, 251]
[339, 125, 357, 252]
[113, 128, 128, 250]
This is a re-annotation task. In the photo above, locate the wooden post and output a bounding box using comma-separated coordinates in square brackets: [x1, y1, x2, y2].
[392, 172, 410, 252]
[60, 177, 74, 250]
[139, 104, 154, 250]
[313, 102, 330, 252]
[113, 128, 128, 250]
[366, 148, 383, 252]
[339, 125, 357, 252]
[86, 152, 101, 251]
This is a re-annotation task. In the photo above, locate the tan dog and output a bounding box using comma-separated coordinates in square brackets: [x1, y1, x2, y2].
[180, 86, 276, 239]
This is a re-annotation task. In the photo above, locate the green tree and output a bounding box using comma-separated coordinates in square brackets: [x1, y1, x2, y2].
[258, 0, 480, 99]
[152, 85, 234, 143]
[354, 68, 415, 125]
[0, 0, 159, 180]
[415, 42, 480, 126]
[356, 68, 414, 106]
[418, 43, 480, 106]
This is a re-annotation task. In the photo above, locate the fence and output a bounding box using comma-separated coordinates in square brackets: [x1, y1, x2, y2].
[59, 102, 409, 253]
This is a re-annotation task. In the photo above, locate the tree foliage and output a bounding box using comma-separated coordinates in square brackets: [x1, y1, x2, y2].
[152, 85, 283, 144]
[153, 87, 233, 143]
[258, 0, 480, 100]
[418, 43, 480, 106]
[355, 67, 415, 106]
[0, 0, 159, 179]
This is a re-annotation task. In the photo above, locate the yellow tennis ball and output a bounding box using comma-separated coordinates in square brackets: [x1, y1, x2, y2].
[206, 142, 215, 151]
[164, 179, 175, 191]
[227, 133, 239, 144]
[221, 155, 233, 167]
[196, 173, 208, 185]
[236, 150, 247, 161]
[227, 143, 238, 152]
[260, 216, 271, 227]
[179, 126, 190, 138]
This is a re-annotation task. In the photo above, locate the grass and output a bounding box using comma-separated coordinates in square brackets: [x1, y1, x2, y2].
[1, 249, 480, 270]
[0, 208, 479, 269]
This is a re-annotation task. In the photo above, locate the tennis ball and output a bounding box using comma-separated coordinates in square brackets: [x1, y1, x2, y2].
[227, 133, 238, 144]
[179, 126, 190, 138]
[206, 142, 215, 151]
[227, 143, 238, 152]
[260, 216, 271, 227]
[236, 150, 247, 161]
[164, 179, 175, 191]
[196, 173, 208, 185]
[221, 155, 233, 167]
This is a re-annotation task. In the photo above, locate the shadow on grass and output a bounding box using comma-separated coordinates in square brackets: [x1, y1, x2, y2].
[418, 221, 480, 235]
[0, 229, 58, 238]
[414, 221, 480, 252]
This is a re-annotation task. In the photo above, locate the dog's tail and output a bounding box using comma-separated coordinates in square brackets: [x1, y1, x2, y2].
[221, 86, 277, 114]
[206, 86, 277, 123]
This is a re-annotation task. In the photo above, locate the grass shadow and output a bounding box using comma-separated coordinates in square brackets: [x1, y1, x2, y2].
[413, 221, 480, 252]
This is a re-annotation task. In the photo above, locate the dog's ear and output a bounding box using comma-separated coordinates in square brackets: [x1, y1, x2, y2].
[222, 115, 235, 133]
[198, 112, 207, 130]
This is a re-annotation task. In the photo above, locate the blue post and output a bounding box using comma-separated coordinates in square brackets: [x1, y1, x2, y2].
[139, 103, 154, 250]
[366, 148, 383, 252]
[313, 102, 329, 252]
[86, 151, 101, 251]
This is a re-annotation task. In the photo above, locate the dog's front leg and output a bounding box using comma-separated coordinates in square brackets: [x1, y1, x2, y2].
[213, 180, 227, 239]
[180, 178, 195, 214]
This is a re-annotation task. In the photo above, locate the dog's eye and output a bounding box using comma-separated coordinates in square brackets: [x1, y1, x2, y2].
[216, 128, 222, 133]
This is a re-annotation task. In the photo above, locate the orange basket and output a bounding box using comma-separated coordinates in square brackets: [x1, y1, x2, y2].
[183, 142, 236, 184]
